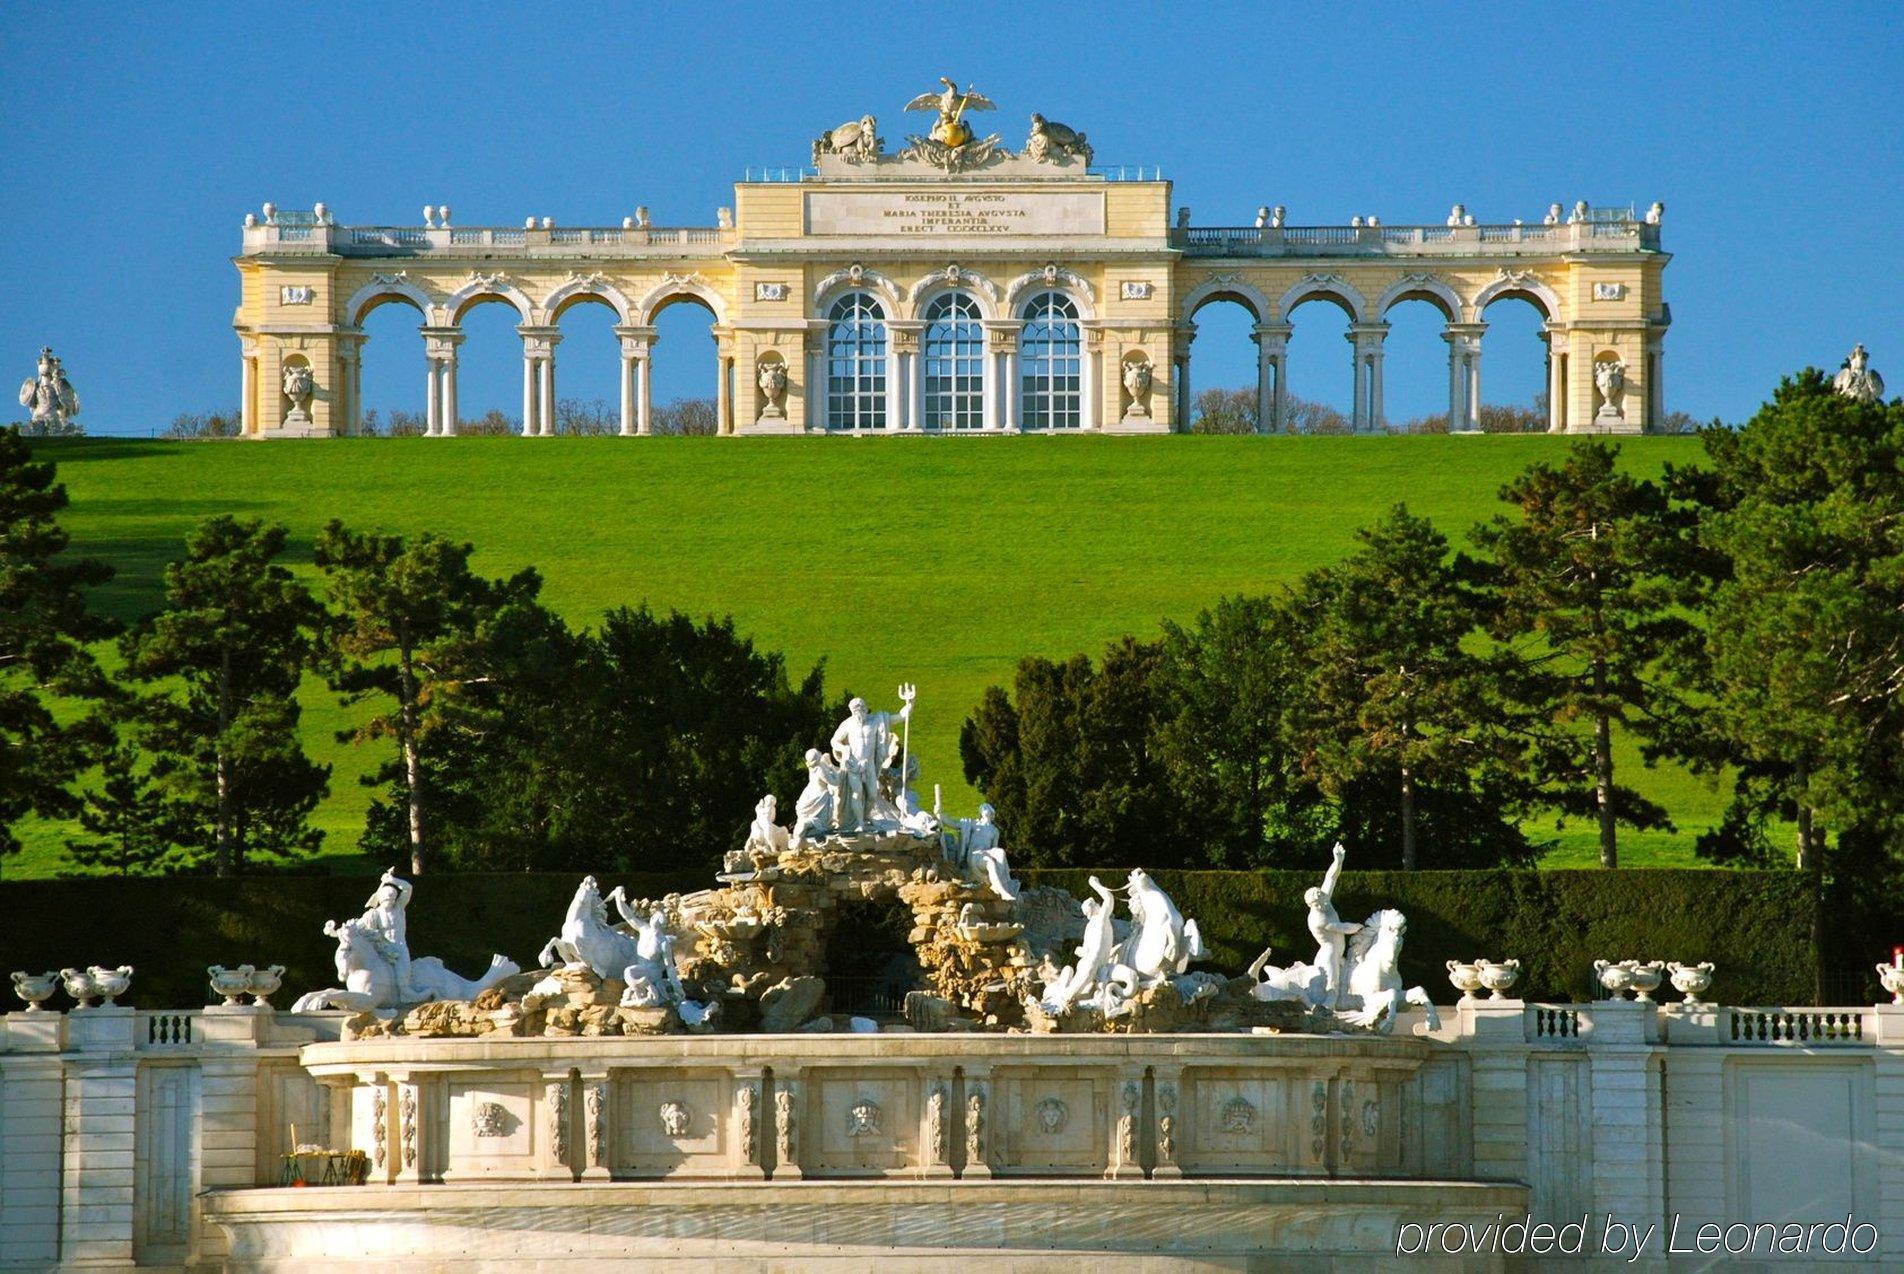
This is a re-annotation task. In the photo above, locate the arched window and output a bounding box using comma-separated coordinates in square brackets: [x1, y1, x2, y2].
[921, 293, 984, 430]
[826, 293, 887, 431]
[1020, 291, 1081, 430]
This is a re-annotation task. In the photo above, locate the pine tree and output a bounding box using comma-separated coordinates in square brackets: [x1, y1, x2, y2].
[1472, 441, 1686, 868]
[65, 747, 174, 875]
[1292, 505, 1525, 869]
[315, 520, 510, 875]
[119, 517, 328, 875]
[0, 427, 115, 866]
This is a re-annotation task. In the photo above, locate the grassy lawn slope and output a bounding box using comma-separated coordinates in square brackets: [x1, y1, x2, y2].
[12, 434, 1718, 876]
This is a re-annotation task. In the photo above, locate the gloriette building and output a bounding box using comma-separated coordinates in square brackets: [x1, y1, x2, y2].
[233, 82, 1671, 438]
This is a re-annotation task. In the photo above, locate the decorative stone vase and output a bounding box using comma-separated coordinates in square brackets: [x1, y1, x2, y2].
[1667, 961, 1714, 1006]
[208, 964, 255, 1006]
[249, 964, 286, 1006]
[88, 965, 134, 1006]
[1626, 961, 1665, 1002]
[60, 967, 100, 1009]
[1593, 959, 1635, 1001]
[1877, 963, 1904, 1007]
[1476, 958, 1521, 1001]
[11, 970, 59, 1012]
[1446, 960, 1484, 1004]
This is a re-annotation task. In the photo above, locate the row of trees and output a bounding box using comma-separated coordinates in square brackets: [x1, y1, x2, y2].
[967, 371, 1904, 888]
[0, 427, 836, 876]
[1189, 386, 1700, 436]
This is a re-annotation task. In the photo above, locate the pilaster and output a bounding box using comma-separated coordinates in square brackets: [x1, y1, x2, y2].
[60, 1008, 139, 1267]
[1, 1013, 67, 1269]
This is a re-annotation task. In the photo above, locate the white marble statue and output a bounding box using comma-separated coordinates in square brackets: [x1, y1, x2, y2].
[1246, 846, 1439, 1034]
[281, 362, 315, 426]
[1833, 344, 1886, 404]
[746, 794, 790, 855]
[829, 689, 912, 834]
[812, 114, 881, 166]
[1593, 359, 1626, 422]
[791, 747, 844, 845]
[537, 875, 645, 980]
[943, 802, 1018, 900]
[1024, 113, 1093, 165]
[18, 347, 80, 433]
[616, 905, 687, 1009]
[1040, 876, 1122, 1015]
[292, 871, 516, 1013]
[1122, 360, 1153, 419]
[1119, 869, 1204, 985]
[757, 361, 789, 418]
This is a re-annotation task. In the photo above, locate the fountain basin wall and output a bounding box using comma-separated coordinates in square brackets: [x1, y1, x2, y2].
[6, 1000, 1904, 1268]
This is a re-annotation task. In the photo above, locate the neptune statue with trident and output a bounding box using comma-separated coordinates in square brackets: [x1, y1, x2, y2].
[829, 684, 915, 833]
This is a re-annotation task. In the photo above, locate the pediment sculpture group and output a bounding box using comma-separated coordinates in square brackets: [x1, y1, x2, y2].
[294, 683, 1437, 1035]
[813, 78, 1093, 174]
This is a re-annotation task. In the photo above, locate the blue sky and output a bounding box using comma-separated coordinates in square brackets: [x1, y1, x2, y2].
[2, 2, 1899, 434]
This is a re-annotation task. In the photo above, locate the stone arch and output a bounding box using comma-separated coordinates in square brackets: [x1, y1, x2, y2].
[1180, 274, 1273, 324]
[813, 265, 900, 318]
[445, 278, 535, 325]
[907, 267, 1002, 321]
[1473, 271, 1561, 321]
[637, 274, 730, 326]
[1376, 274, 1465, 323]
[1277, 274, 1368, 324]
[1004, 266, 1097, 319]
[346, 277, 433, 326]
[543, 275, 634, 325]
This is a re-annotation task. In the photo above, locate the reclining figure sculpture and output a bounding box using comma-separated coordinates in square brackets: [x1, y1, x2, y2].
[292, 869, 518, 1013]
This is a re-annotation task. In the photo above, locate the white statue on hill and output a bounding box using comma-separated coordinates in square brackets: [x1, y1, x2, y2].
[292, 869, 517, 1013]
[943, 802, 1018, 900]
[829, 686, 914, 833]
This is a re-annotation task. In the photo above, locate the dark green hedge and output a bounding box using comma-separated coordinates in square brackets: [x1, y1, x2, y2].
[0, 868, 1816, 1009]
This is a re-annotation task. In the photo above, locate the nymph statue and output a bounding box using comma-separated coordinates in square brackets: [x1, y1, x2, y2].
[791, 747, 844, 845]
[943, 802, 1018, 900]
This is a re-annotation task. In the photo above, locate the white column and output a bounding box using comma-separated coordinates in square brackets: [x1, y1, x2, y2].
[1547, 331, 1568, 432]
[521, 348, 538, 436]
[1255, 340, 1274, 434]
[1446, 324, 1485, 433]
[908, 350, 925, 431]
[619, 352, 636, 436]
[538, 355, 555, 436]
[424, 357, 440, 436]
[1347, 324, 1389, 434]
[240, 341, 257, 435]
[441, 352, 458, 437]
[715, 346, 732, 435]
[807, 346, 825, 432]
[352, 347, 364, 436]
[1081, 345, 1099, 431]
[1005, 347, 1021, 430]
[637, 354, 652, 435]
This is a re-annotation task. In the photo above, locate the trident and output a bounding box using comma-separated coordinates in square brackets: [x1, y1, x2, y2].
[897, 683, 917, 802]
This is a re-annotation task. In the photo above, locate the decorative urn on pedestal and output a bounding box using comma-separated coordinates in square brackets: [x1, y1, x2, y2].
[11, 970, 59, 1012]
[1446, 960, 1484, 1004]
[1667, 961, 1715, 1006]
[1476, 958, 1522, 1001]
[1594, 959, 1635, 1000]
[248, 964, 286, 1006]
[1626, 960, 1666, 1002]
[88, 965, 133, 1006]
[209, 964, 256, 1006]
[60, 968, 100, 1009]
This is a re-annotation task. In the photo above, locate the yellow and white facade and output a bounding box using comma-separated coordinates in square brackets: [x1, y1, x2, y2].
[232, 93, 1671, 438]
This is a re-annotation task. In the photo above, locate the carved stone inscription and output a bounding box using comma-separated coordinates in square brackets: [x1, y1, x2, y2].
[806, 191, 1106, 238]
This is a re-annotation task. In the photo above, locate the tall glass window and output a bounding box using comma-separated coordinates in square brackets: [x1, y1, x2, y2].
[1020, 291, 1081, 430]
[921, 293, 984, 430]
[826, 292, 887, 431]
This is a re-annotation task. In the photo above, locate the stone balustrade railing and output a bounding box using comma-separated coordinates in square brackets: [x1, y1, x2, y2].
[241, 220, 736, 257]
[1172, 219, 1662, 258]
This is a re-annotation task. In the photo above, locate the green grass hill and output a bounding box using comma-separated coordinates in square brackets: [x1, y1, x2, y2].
[13, 433, 1718, 877]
